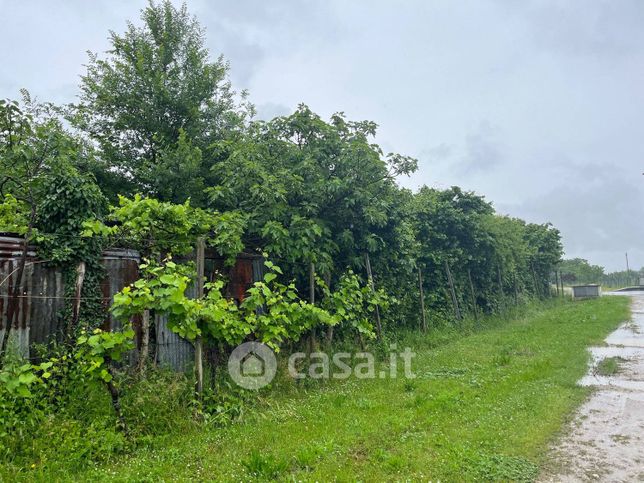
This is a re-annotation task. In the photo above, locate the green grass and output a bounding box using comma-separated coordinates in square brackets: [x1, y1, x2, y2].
[595, 356, 625, 376]
[9, 297, 630, 482]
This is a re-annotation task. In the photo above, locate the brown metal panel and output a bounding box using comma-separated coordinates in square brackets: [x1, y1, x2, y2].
[100, 249, 141, 332]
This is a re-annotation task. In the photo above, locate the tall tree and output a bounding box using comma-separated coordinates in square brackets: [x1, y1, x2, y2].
[524, 222, 563, 296]
[73, 0, 250, 204]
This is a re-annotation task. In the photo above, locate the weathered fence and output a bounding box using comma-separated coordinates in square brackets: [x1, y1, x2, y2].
[0, 236, 140, 357]
[0, 236, 263, 370]
[155, 251, 264, 371]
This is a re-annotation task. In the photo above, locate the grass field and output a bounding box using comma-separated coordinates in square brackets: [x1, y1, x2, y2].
[12, 296, 630, 482]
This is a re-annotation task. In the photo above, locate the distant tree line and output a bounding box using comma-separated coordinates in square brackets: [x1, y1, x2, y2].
[601, 268, 644, 287]
[558, 258, 605, 285]
[558, 257, 644, 288]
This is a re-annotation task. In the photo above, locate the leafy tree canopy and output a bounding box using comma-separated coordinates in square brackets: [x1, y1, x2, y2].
[73, 0, 251, 204]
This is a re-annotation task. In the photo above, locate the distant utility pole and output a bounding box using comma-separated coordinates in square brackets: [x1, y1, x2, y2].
[626, 252, 631, 285]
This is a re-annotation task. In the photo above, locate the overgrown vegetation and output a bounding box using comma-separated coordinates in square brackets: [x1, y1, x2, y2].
[0, 1, 582, 480]
[0, 297, 628, 481]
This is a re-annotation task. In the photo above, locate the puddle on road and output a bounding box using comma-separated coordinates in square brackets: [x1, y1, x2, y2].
[541, 293, 644, 482]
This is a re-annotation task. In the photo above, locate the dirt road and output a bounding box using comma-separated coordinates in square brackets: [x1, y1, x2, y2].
[542, 293, 644, 482]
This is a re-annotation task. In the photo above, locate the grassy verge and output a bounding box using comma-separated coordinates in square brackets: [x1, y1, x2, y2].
[10, 296, 630, 482]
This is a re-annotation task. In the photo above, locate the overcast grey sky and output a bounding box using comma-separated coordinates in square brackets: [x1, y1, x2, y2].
[1, 0, 643, 271]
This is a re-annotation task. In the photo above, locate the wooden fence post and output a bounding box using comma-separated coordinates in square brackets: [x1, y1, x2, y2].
[418, 267, 427, 332]
[68, 261, 86, 338]
[365, 253, 382, 339]
[309, 262, 315, 304]
[467, 268, 479, 324]
[195, 238, 205, 395]
[531, 264, 540, 299]
[138, 310, 150, 374]
[555, 271, 559, 297]
[444, 260, 461, 321]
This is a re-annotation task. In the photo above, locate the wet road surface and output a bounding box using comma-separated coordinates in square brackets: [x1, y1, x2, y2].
[542, 292, 644, 482]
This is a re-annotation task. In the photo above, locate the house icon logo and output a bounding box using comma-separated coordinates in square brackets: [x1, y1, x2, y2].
[241, 352, 265, 377]
[228, 341, 277, 390]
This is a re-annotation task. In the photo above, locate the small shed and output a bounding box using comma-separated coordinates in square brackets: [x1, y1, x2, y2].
[571, 284, 602, 300]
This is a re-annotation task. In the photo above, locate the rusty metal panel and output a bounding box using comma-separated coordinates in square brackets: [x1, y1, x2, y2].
[154, 254, 263, 372]
[251, 256, 264, 283]
[0, 235, 36, 258]
[155, 283, 195, 372]
[100, 249, 140, 332]
[155, 315, 194, 372]
[1, 234, 264, 371]
[228, 258, 253, 301]
[0, 238, 58, 357]
[28, 260, 65, 347]
[1, 237, 141, 358]
[100, 249, 141, 366]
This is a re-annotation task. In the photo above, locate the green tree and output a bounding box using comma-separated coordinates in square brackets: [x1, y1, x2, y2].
[559, 258, 604, 285]
[410, 186, 496, 315]
[524, 222, 563, 297]
[74, 0, 250, 204]
[208, 105, 417, 290]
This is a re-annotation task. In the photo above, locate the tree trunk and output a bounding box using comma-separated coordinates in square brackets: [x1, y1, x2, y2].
[531, 264, 540, 299]
[497, 266, 505, 311]
[324, 272, 334, 346]
[467, 268, 479, 324]
[326, 325, 334, 346]
[309, 262, 315, 304]
[104, 357, 126, 432]
[444, 260, 461, 321]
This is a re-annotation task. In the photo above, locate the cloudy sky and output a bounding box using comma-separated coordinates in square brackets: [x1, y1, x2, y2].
[1, 0, 643, 271]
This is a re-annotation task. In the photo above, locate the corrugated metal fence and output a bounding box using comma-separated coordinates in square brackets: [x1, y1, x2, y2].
[0, 236, 140, 358]
[0, 236, 263, 371]
[155, 252, 263, 371]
